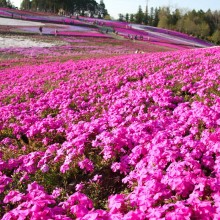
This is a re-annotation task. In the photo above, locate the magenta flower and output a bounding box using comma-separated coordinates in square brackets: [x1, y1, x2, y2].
[3, 190, 25, 203]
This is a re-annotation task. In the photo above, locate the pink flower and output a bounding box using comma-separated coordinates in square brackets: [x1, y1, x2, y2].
[52, 188, 61, 198]
[40, 164, 49, 172]
[75, 183, 84, 191]
[108, 194, 125, 214]
[78, 158, 94, 172]
[60, 163, 69, 173]
[92, 174, 102, 182]
[4, 190, 24, 203]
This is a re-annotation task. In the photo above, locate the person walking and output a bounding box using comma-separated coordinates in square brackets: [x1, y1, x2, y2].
[39, 26, 43, 35]
[55, 29, 58, 36]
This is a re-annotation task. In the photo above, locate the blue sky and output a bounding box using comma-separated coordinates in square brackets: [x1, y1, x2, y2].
[12, 0, 220, 19]
[104, 0, 220, 18]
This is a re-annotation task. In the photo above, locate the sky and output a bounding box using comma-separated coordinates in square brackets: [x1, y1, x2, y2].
[11, 0, 220, 19]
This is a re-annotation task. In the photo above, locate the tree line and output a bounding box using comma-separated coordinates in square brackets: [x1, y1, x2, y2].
[1, 0, 219, 44]
[20, 0, 108, 18]
[119, 6, 220, 44]
[0, 0, 106, 18]
[0, 0, 13, 8]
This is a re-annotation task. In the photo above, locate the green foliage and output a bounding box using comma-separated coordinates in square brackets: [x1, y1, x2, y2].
[158, 7, 170, 29]
[125, 13, 129, 22]
[130, 14, 135, 23]
[118, 13, 124, 22]
[211, 30, 220, 44]
[135, 5, 144, 24]
[41, 107, 60, 118]
[143, 6, 149, 25]
[0, 0, 12, 8]
[20, 0, 108, 17]
[121, 5, 220, 44]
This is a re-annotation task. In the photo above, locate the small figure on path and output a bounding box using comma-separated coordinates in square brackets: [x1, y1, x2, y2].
[39, 26, 43, 35]
[55, 29, 58, 36]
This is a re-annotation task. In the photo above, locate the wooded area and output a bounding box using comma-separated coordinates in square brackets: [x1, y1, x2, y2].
[119, 6, 220, 44]
[1, 0, 220, 43]
[0, 0, 108, 18]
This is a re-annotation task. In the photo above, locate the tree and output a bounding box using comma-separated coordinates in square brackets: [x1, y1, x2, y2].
[183, 17, 197, 35]
[97, 0, 108, 18]
[158, 7, 170, 29]
[211, 29, 220, 44]
[135, 5, 144, 24]
[199, 22, 210, 38]
[125, 13, 129, 22]
[170, 9, 181, 27]
[205, 9, 216, 35]
[21, 0, 103, 17]
[153, 8, 160, 26]
[104, 14, 111, 20]
[118, 13, 124, 21]
[0, 0, 7, 7]
[0, 0, 12, 8]
[143, 5, 149, 25]
[130, 14, 135, 23]
[21, 0, 31, 10]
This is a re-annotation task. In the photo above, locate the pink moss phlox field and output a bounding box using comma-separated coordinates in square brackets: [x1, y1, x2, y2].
[0, 7, 84, 25]
[0, 47, 220, 219]
[0, 44, 135, 58]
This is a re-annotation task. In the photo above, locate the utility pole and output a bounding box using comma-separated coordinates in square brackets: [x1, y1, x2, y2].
[146, 0, 149, 25]
[146, 0, 149, 7]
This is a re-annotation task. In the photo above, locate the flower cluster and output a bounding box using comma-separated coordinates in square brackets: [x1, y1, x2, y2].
[0, 46, 220, 219]
[0, 36, 170, 62]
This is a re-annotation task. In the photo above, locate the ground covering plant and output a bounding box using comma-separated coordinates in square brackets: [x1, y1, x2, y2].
[0, 35, 172, 67]
[0, 44, 220, 219]
[0, 7, 213, 50]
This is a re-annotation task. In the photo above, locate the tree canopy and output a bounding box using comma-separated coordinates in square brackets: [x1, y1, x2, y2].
[20, 0, 108, 18]
[0, 0, 12, 8]
[119, 5, 220, 44]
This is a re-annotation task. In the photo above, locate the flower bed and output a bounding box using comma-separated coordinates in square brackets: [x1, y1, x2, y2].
[0, 35, 171, 63]
[18, 25, 95, 35]
[80, 16, 128, 29]
[142, 26, 213, 47]
[54, 31, 110, 38]
[0, 7, 87, 26]
[0, 46, 220, 219]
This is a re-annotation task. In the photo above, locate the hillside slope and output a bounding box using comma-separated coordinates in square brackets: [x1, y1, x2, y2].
[0, 47, 220, 219]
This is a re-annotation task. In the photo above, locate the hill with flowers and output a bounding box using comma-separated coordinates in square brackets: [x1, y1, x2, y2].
[0, 7, 213, 50]
[0, 7, 220, 220]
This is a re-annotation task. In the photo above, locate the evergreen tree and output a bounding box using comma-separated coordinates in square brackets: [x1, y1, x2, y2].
[143, 5, 149, 25]
[118, 13, 124, 21]
[135, 5, 144, 24]
[205, 9, 216, 35]
[21, 0, 31, 10]
[0, 0, 12, 8]
[0, 0, 7, 7]
[125, 13, 129, 22]
[170, 9, 181, 27]
[97, 0, 108, 18]
[130, 14, 135, 23]
[20, 0, 106, 18]
[153, 7, 159, 26]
